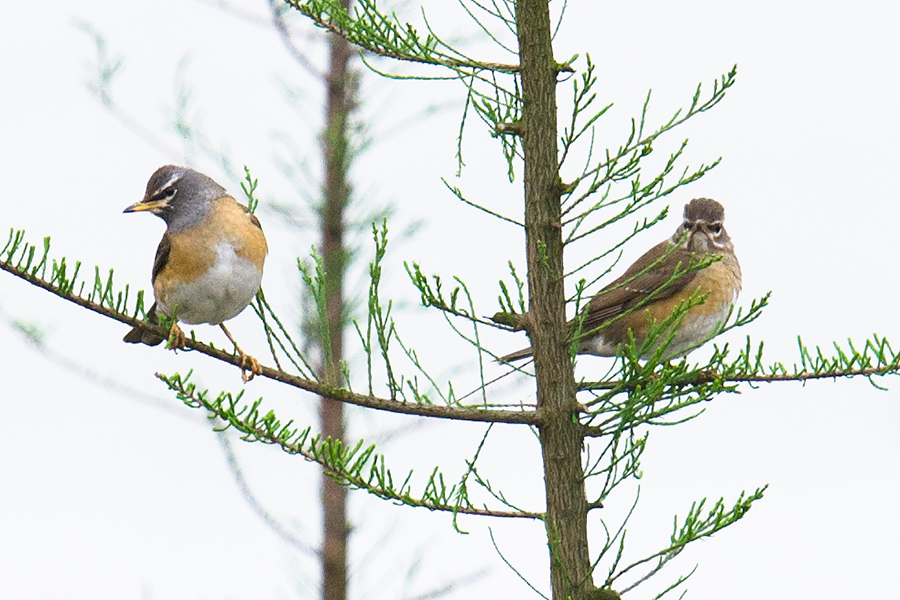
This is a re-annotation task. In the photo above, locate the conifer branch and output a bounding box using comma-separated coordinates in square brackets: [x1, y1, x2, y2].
[0, 228, 540, 425]
[608, 488, 767, 593]
[159, 371, 543, 519]
[289, 0, 522, 73]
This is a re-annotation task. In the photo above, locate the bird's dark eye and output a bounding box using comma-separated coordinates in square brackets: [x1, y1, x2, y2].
[710, 223, 722, 234]
[152, 186, 177, 202]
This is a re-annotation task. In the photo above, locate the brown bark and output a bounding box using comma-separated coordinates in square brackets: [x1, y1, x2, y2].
[320, 4, 352, 599]
[516, 1, 592, 598]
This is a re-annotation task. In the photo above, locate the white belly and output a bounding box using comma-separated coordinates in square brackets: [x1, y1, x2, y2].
[159, 243, 262, 325]
[660, 302, 732, 359]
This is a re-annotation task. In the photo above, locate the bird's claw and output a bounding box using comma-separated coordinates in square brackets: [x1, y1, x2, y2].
[166, 323, 186, 350]
[238, 352, 262, 383]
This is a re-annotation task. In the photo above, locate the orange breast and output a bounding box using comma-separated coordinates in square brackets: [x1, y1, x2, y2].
[154, 196, 267, 307]
[626, 255, 741, 357]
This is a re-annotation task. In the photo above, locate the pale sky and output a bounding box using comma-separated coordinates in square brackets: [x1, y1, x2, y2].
[1, 1, 899, 599]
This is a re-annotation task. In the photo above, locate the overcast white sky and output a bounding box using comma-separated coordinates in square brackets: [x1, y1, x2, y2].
[2, 1, 899, 599]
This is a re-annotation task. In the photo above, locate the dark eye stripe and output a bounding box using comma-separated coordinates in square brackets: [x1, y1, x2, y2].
[152, 187, 177, 201]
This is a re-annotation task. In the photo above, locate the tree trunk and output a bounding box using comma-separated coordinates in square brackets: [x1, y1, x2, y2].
[516, 1, 592, 598]
[320, 5, 352, 599]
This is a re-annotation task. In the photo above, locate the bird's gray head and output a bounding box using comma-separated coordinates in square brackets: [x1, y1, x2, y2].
[123, 165, 227, 230]
[671, 197, 733, 254]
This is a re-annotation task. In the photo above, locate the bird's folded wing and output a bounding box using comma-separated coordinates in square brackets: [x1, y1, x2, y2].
[578, 243, 700, 334]
[150, 233, 172, 286]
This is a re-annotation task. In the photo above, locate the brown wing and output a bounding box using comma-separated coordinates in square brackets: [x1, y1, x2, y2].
[128, 237, 168, 345]
[240, 202, 264, 232]
[150, 233, 171, 285]
[578, 241, 699, 334]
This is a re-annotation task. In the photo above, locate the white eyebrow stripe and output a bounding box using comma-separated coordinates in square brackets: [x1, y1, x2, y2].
[157, 172, 182, 194]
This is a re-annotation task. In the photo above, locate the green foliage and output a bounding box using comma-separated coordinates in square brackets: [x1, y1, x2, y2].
[291, 0, 518, 73]
[604, 487, 767, 596]
[240, 165, 261, 213]
[73, 20, 124, 107]
[252, 288, 318, 378]
[157, 369, 540, 520]
[299, 248, 336, 370]
[1, 228, 146, 319]
[4, 2, 899, 599]
[496, 261, 527, 319]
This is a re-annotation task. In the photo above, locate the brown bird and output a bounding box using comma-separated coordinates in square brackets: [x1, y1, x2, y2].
[123, 165, 268, 382]
[502, 198, 741, 362]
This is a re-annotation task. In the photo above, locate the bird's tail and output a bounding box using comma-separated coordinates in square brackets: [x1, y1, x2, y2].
[498, 346, 534, 362]
[123, 303, 166, 346]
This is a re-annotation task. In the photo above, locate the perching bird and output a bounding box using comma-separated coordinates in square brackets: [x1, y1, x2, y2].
[501, 198, 741, 362]
[123, 165, 268, 382]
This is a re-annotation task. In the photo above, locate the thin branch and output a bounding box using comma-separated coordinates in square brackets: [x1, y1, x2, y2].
[163, 372, 544, 519]
[288, 0, 523, 73]
[217, 432, 320, 555]
[0, 248, 540, 426]
[269, 0, 325, 78]
[489, 528, 550, 599]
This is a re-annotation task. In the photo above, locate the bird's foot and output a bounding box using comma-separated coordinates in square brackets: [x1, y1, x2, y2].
[238, 351, 262, 383]
[218, 322, 261, 383]
[166, 323, 186, 350]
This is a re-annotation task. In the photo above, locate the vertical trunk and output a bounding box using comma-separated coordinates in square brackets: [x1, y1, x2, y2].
[320, 5, 352, 600]
[516, 1, 592, 599]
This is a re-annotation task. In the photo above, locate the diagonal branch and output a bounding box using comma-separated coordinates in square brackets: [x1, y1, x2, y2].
[162, 372, 544, 520]
[288, 0, 523, 73]
[0, 249, 540, 426]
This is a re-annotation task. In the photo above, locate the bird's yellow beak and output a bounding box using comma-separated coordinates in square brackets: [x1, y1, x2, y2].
[123, 198, 168, 214]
